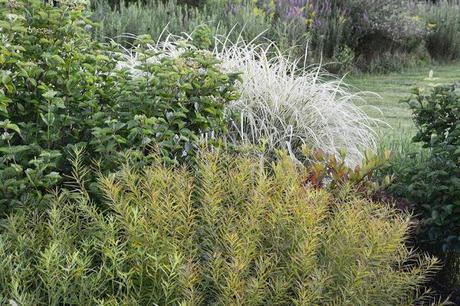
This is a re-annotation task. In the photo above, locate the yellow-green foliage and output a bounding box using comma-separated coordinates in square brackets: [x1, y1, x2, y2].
[0, 151, 439, 305]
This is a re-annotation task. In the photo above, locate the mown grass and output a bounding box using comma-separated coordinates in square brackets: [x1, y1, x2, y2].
[347, 62, 460, 135]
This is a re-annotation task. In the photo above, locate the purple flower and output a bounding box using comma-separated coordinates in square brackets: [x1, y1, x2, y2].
[363, 12, 369, 22]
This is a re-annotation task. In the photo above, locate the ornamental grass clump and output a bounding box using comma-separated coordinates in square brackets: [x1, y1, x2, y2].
[0, 150, 440, 305]
[214, 39, 378, 166]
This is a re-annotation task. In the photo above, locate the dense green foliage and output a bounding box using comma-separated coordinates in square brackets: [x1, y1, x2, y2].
[388, 85, 460, 250]
[0, 0, 238, 213]
[379, 85, 460, 296]
[0, 150, 440, 305]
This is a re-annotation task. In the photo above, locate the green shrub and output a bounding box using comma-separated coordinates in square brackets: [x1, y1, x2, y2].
[381, 85, 460, 292]
[0, 150, 440, 305]
[0, 0, 114, 210]
[98, 34, 240, 167]
[0, 0, 239, 212]
[407, 85, 460, 250]
[389, 85, 460, 251]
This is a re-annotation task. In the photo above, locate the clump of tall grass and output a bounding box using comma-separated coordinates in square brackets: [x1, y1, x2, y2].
[91, 0, 436, 72]
[91, 0, 203, 43]
[119, 32, 379, 166]
[215, 38, 378, 166]
[0, 150, 442, 305]
[418, 0, 460, 60]
[91, 0, 270, 45]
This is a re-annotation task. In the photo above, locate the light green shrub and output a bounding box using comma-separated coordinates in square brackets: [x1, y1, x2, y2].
[0, 0, 238, 212]
[0, 150, 441, 305]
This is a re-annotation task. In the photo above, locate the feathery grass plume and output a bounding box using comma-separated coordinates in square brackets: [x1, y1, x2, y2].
[214, 37, 378, 166]
[118, 31, 379, 166]
[0, 150, 443, 304]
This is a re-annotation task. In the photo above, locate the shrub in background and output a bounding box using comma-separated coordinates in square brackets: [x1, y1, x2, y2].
[0, 150, 441, 305]
[0, 0, 238, 212]
[105, 0, 206, 9]
[250, 0, 426, 61]
[359, 49, 430, 74]
[337, 0, 428, 72]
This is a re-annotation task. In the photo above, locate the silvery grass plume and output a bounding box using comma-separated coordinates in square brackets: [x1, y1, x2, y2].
[214, 37, 379, 167]
[116, 31, 379, 167]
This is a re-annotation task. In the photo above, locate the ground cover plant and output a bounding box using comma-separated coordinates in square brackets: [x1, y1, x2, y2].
[0, 0, 239, 213]
[0, 150, 442, 305]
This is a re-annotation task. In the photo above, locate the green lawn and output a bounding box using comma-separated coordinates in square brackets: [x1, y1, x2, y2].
[347, 62, 460, 135]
